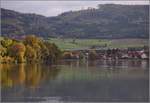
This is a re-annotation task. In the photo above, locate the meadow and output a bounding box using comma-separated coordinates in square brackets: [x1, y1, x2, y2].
[47, 38, 148, 50]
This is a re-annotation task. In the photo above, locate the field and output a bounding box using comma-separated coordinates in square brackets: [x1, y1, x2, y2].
[0, 37, 148, 50]
[47, 38, 149, 50]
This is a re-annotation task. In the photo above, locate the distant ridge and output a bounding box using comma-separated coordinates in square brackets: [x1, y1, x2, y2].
[1, 4, 149, 39]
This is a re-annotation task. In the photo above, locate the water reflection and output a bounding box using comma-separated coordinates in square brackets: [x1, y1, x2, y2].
[1, 63, 60, 88]
[1, 60, 149, 102]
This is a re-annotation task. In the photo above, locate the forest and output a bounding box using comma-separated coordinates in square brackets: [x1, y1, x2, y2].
[1, 4, 149, 39]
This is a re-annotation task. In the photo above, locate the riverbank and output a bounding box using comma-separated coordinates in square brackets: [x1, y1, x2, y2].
[1, 36, 149, 64]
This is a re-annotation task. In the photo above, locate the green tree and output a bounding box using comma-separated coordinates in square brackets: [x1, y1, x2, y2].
[88, 50, 97, 60]
[44, 42, 61, 63]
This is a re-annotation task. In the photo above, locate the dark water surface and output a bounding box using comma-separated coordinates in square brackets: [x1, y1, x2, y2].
[1, 60, 149, 102]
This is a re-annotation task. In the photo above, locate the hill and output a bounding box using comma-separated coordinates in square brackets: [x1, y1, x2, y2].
[1, 4, 149, 39]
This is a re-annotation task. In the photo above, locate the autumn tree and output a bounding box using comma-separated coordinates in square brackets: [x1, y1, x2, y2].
[1, 38, 13, 48]
[1, 35, 61, 63]
[25, 45, 37, 62]
[24, 35, 40, 46]
[9, 43, 26, 63]
[24, 35, 42, 61]
[0, 47, 7, 57]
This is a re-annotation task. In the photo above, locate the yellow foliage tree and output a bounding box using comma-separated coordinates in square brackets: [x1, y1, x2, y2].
[25, 45, 37, 62]
[9, 43, 26, 63]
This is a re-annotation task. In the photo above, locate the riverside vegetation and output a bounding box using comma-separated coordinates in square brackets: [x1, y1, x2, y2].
[0, 35, 149, 64]
[0, 35, 61, 63]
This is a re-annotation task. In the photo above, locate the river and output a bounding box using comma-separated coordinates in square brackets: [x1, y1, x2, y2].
[1, 59, 149, 102]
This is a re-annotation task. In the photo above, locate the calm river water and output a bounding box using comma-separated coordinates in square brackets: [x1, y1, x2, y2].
[1, 60, 149, 102]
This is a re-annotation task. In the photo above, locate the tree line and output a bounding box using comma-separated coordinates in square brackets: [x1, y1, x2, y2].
[0, 35, 61, 63]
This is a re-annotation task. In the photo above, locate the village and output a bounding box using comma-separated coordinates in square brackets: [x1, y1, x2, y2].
[62, 46, 149, 60]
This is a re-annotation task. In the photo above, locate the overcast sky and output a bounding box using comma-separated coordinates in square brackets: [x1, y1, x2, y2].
[1, 1, 149, 17]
